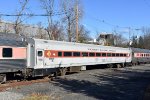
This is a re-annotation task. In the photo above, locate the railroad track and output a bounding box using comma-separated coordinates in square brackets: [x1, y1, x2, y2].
[0, 77, 52, 92]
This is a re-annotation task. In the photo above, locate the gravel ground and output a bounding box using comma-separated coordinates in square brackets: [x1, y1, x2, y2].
[1, 64, 150, 100]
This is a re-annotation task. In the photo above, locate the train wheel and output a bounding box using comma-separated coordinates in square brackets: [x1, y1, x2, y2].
[0, 74, 6, 84]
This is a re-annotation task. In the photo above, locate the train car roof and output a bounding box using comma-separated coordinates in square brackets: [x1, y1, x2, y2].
[31, 38, 131, 50]
[131, 47, 150, 53]
[0, 33, 26, 47]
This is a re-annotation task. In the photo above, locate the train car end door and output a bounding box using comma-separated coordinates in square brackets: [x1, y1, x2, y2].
[36, 50, 44, 68]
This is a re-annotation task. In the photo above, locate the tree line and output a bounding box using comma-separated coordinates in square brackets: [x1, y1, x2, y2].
[0, 0, 91, 43]
[131, 27, 150, 49]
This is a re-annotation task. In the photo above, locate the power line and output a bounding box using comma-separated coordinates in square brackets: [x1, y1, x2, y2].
[86, 12, 130, 29]
[0, 7, 76, 17]
[86, 12, 144, 32]
[0, 12, 66, 17]
[0, 8, 77, 17]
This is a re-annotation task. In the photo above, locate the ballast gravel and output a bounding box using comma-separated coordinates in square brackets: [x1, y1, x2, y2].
[0, 64, 150, 100]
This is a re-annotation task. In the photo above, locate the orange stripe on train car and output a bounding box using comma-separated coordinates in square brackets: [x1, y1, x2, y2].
[13, 48, 27, 59]
[44, 50, 58, 58]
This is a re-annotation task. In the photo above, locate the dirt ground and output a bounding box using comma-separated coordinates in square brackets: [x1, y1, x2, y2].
[1, 64, 150, 100]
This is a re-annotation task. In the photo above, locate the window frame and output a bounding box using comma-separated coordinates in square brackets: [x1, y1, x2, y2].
[96, 53, 101, 57]
[89, 52, 95, 57]
[2, 48, 13, 58]
[82, 52, 88, 57]
[73, 52, 81, 57]
[64, 52, 72, 57]
[102, 53, 106, 57]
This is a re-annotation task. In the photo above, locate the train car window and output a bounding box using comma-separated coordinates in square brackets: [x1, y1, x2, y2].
[116, 53, 119, 57]
[3, 48, 12, 57]
[112, 53, 116, 57]
[96, 53, 101, 57]
[58, 52, 62, 57]
[146, 54, 148, 57]
[73, 52, 80, 57]
[120, 54, 124, 57]
[38, 51, 43, 57]
[123, 54, 127, 57]
[141, 54, 143, 57]
[107, 53, 111, 57]
[82, 52, 88, 57]
[64, 52, 72, 57]
[102, 53, 106, 57]
[89, 53, 95, 57]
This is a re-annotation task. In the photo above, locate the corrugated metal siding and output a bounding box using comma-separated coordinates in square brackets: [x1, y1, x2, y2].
[0, 59, 26, 73]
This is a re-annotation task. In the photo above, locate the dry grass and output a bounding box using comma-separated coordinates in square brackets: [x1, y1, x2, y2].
[21, 93, 50, 100]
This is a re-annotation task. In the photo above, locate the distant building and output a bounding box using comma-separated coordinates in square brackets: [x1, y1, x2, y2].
[97, 32, 114, 46]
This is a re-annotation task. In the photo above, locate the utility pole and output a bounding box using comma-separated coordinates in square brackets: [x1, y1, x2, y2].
[128, 27, 132, 47]
[75, 0, 79, 42]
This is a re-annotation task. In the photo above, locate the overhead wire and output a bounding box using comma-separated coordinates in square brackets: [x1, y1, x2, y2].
[85, 12, 131, 30]
[0, 7, 76, 17]
[0, 12, 66, 17]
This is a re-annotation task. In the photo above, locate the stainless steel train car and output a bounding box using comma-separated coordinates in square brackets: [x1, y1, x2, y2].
[131, 48, 150, 65]
[0, 34, 27, 83]
[27, 38, 132, 76]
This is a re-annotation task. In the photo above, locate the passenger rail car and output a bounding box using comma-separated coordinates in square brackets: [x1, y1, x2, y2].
[26, 38, 132, 76]
[0, 37, 133, 82]
[0, 34, 27, 83]
[131, 48, 150, 65]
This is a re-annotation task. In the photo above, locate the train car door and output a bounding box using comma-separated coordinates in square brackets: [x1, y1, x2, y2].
[36, 50, 44, 68]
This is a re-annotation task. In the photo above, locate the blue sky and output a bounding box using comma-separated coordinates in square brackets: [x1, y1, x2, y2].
[0, 0, 150, 39]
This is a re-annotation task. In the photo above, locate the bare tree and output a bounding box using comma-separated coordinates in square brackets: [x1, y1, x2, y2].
[137, 36, 144, 48]
[35, 22, 45, 39]
[114, 33, 128, 47]
[14, 0, 30, 35]
[0, 22, 11, 33]
[40, 0, 55, 39]
[77, 25, 91, 43]
[3, 23, 10, 33]
[50, 21, 65, 41]
[141, 27, 150, 49]
[61, 0, 83, 42]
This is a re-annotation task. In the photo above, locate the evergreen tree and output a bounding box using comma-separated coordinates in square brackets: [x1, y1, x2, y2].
[131, 36, 138, 48]
[138, 36, 144, 48]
